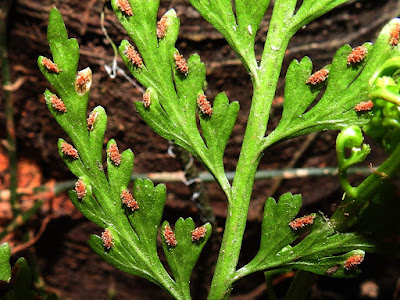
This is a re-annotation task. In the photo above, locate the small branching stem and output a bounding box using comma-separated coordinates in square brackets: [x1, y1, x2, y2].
[331, 139, 400, 231]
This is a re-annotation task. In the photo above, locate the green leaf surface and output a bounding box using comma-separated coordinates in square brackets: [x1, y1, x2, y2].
[39, 9, 192, 298]
[1, 257, 59, 300]
[240, 201, 376, 280]
[88, 228, 153, 282]
[113, 2, 237, 192]
[162, 218, 211, 290]
[200, 93, 239, 166]
[106, 140, 134, 191]
[172, 51, 205, 126]
[38, 8, 90, 163]
[0, 243, 11, 282]
[128, 179, 166, 252]
[235, 0, 270, 38]
[292, 1, 352, 30]
[250, 193, 302, 267]
[57, 138, 85, 178]
[187, 0, 265, 71]
[4, 258, 35, 300]
[282, 217, 374, 260]
[40, 8, 79, 98]
[242, 193, 302, 275]
[265, 19, 400, 147]
[277, 218, 374, 277]
[287, 250, 365, 278]
[88, 106, 107, 162]
[39, 3, 400, 299]
[68, 189, 107, 228]
[86, 180, 190, 297]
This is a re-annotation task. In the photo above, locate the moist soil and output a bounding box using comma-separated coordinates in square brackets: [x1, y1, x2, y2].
[1, 0, 400, 299]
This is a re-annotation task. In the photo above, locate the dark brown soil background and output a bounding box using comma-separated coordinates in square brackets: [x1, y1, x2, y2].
[1, 0, 400, 299]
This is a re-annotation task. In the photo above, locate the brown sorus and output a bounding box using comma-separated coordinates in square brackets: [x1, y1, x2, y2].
[107, 143, 121, 166]
[289, 214, 316, 230]
[75, 179, 86, 200]
[163, 224, 177, 247]
[157, 15, 168, 39]
[49, 95, 67, 113]
[347, 46, 368, 65]
[121, 189, 139, 211]
[61, 142, 79, 159]
[42, 57, 61, 73]
[389, 23, 400, 46]
[344, 254, 364, 270]
[101, 229, 114, 249]
[142, 92, 151, 108]
[355, 100, 374, 112]
[87, 111, 98, 131]
[191, 226, 207, 242]
[197, 93, 213, 116]
[75, 68, 92, 95]
[173, 51, 188, 75]
[124, 45, 143, 68]
[306, 68, 329, 85]
[116, 0, 133, 16]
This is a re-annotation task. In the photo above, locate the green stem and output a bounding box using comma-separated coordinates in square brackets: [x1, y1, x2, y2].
[337, 169, 357, 198]
[331, 139, 400, 232]
[369, 88, 400, 106]
[207, 1, 297, 298]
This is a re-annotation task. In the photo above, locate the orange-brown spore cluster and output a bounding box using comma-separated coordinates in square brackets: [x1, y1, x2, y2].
[197, 93, 213, 116]
[289, 214, 316, 230]
[306, 68, 329, 85]
[75, 68, 92, 95]
[121, 189, 139, 211]
[124, 45, 143, 68]
[389, 23, 400, 46]
[142, 92, 151, 108]
[42, 57, 61, 73]
[61, 142, 79, 159]
[101, 229, 114, 249]
[191, 226, 207, 242]
[173, 51, 188, 75]
[347, 46, 368, 65]
[344, 254, 364, 270]
[49, 95, 67, 113]
[157, 15, 169, 39]
[355, 100, 374, 112]
[75, 179, 86, 200]
[107, 143, 121, 166]
[87, 111, 98, 131]
[163, 224, 177, 247]
[116, 0, 133, 16]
